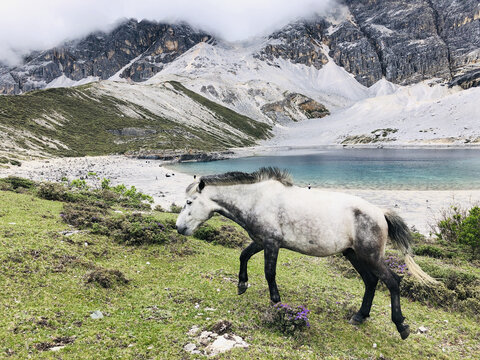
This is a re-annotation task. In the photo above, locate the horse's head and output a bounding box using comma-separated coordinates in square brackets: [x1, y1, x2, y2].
[176, 179, 217, 236]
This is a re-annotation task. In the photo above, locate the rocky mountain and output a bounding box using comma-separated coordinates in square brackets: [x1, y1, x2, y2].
[257, 0, 479, 88]
[1, 0, 479, 95]
[0, 20, 212, 94]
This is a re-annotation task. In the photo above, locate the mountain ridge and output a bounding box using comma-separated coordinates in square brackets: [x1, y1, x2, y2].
[1, 0, 479, 95]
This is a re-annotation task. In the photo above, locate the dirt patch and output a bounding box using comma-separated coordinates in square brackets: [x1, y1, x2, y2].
[34, 336, 76, 351]
[52, 254, 91, 273]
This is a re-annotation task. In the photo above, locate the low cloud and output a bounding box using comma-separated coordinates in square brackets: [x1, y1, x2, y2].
[0, 0, 335, 66]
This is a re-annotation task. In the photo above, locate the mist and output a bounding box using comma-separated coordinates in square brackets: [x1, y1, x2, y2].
[0, 0, 335, 66]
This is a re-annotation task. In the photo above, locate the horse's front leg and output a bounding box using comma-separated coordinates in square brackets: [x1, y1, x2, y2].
[238, 242, 263, 295]
[264, 241, 281, 303]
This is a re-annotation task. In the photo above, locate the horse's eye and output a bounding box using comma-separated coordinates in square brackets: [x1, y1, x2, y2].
[186, 200, 192, 205]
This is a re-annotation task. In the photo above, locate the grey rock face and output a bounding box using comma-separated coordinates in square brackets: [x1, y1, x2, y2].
[345, 0, 451, 85]
[255, 20, 329, 69]
[256, 11, 384, 87]
[325, 19, 383, 87]
[450, 69, 480, 89]
[261, 93, 329, 124]
[0, 65, 18, 94]
[0, 19, 212, 94]
[120, 25, 213, 82]
[431, 0, 480, 87]
[255, 0, 479, 88]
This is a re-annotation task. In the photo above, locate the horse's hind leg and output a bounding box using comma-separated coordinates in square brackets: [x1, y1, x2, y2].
[238, 242, 263, 295]
[353, 209, 409, 339]
[370, 260, 410, 340]
[343, 248, 379, 325]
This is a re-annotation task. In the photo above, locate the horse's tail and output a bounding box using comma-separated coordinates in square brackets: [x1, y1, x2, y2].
[384, 211, 438, 285]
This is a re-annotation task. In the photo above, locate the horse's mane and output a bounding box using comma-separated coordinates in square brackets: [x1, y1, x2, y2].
[186, 167, 293, 194]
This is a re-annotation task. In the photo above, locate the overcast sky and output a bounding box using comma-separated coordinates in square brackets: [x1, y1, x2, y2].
[0, 0, 335, 66]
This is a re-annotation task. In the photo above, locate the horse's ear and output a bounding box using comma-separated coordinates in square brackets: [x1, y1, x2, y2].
[198, 179, 205, 192]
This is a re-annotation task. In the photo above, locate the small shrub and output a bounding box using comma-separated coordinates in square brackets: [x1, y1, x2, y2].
[37, 182, 73, 201]
[432, 205, 466, 243]
[61, 203, 107, 229]
[0, 176, 36, 191]
[70, 179, 88, 190]
[102, 182, 153, 207]
[413, 244, 447, 259]
[154, 204, 165, 212]
[193, 224, 219, 241]
[62, 202, 177, 246]
[432, 205, 480, 259]
[101, 178, 111, 189]
[264, 303, 310, 335]
[458, 207, 480, 258]
[400, 262, 480, 316]
[193, 224, 249, 248]
[215, 225, 250, 248]
[170, 203, 182, 213]
[85, 268, 129, 288]
[9, 159, 21, 166]
[35, 178, 151, 209]
[94, 213, 176, 246]
[410, 231, 426, 244]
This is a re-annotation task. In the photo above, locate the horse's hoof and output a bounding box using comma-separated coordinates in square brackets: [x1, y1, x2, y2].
[349, 314, 366, 325]
[399, 324, 410, 340]
[237, 282, 248, 295]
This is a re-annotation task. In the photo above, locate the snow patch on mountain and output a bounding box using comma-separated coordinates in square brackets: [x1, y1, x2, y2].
[266, 83, 480, 147]
[146, 40, 370, 123]
[46, 75, 99, 89]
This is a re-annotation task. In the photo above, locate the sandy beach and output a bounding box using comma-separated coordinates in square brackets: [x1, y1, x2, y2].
[2, 155, 479, 235]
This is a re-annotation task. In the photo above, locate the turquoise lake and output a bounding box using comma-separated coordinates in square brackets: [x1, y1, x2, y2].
[168, 148, 480, 190]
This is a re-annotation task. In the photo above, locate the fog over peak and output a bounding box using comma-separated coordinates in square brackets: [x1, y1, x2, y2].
[0, 0, 336, 66]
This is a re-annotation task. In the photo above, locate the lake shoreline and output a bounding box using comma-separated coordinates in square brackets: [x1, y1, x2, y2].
[2, 154, 480, 235]
[230, 143, 480, 158]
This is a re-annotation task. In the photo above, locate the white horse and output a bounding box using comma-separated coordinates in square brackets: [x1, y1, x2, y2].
[176, 167, 437, 339]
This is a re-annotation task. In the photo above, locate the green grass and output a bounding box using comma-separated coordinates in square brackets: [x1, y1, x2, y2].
[0, 82, 271, 158]
[1, 190, 479, 359]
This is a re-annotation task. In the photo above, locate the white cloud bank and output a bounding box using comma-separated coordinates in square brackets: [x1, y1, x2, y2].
[0, 0, 335, 65]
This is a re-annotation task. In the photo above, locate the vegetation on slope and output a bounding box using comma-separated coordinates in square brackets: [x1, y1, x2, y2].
[1, 180, 479, 359]
[168, 81, 271, 141]
[0, 82, 271, 160]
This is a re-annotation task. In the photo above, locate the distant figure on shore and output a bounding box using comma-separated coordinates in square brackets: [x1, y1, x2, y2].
[308, 184, 311, 189]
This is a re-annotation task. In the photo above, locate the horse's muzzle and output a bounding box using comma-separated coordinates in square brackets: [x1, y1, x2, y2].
[176, 225, 188, 235]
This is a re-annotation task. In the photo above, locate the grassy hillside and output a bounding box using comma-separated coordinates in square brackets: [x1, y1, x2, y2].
[0, 82, 271, 160]
[0, 187, 479, 359]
